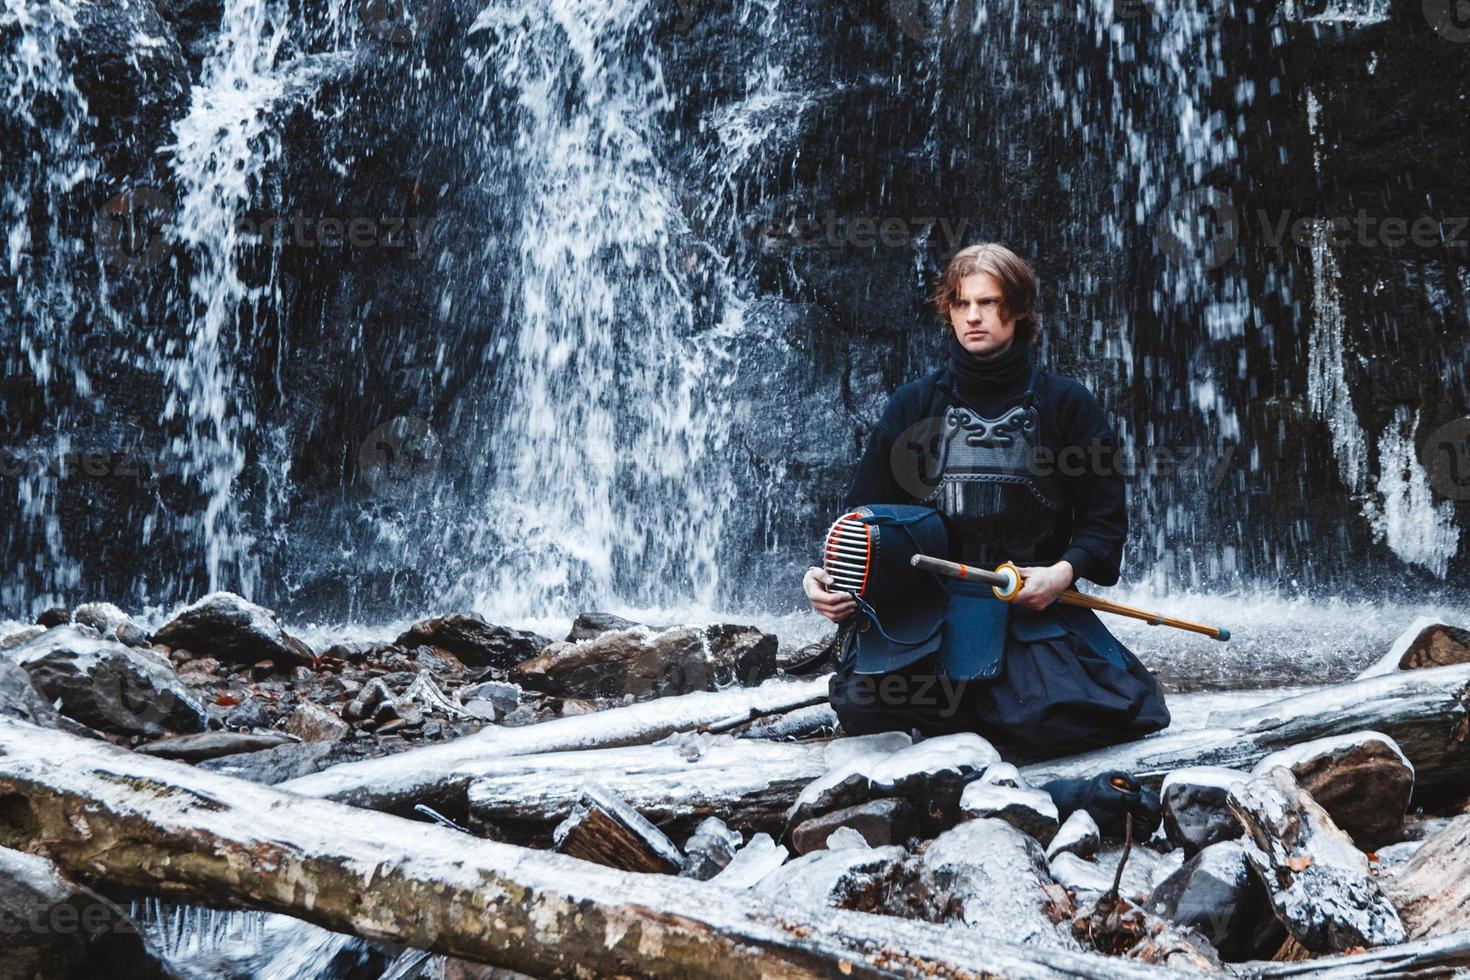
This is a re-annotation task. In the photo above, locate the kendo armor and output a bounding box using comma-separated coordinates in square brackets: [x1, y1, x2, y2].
[916, 368, 1068, 565]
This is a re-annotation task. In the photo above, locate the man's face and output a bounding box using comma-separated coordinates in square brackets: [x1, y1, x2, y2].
[948, 272, 1019, 358]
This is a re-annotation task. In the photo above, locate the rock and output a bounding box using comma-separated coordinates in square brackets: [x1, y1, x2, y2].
[1253, 732, 1415, 851]
[411, 645, 466, 676]
[918, 819, 1077, 949]
[70, 602, 133, 638]
[1049, 851, 1116, 898]
[499, 704, 539, 727]
[790, 798, 918, 855]
[709, 832, 789, 890]
[1047, 810, 1101, 861]
[565, 612, 639, 642]
[0, 846, 170, 980]
[680, 816, 743, 880]
[749, 844, 908, 911]
[0, 660, 68, 730]
[1228, 767, 1406, 952]
[1051, 844, 1180, 905]
[515, 623, 777, 700]
[223, 696, 273, 731]
[153, 593, 314, 671]
[285, 702, 350, 742]
[1161, 766, 1249, 856]
[113, 623, 152, 649]
[865, 733, 1002, 835]
[459, 680, 522, 714]
[978, 761, 1026, 788]
[134, 730, 296, 762]
[1358, 617, 1470, 678]
[35, 607, 70, 628]
[959, 782, 1060, 845]
[1042, 771, 1162, 840]
[320, 640, 391, 663]
[344, 677, 396, 722]
[1145, 840, 1286, 961]
[1, 626, 46, 650]
[9, 627, 206, 737]
[782, 731, 914, 828]
[394, 614, 548, 670]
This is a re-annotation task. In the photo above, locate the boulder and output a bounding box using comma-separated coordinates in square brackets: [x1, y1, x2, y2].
[1252, 731, 1414, 851]
[514, 623, 776, 700]
[783, 731, 914, 827]
[959, 782, 1060, 845]
[864, 733, 1002, 835]
[70, 602, 133, 638]
[1047, 809, 1101, 861]
[134, 730, 296, 762]
[1228, 767, 1406, 952]
[1, 626, 46, 650]
[395, 614, 549, 670]
[458, 679, 522, 715]
[153, 593, 314, 671]
[564, 612, 639, 642]
[977, 761, 1026, 788]
[790, 798, 918, 855]
[917, 819, 1077, 949]
[1145, 840, 1286, 961]
[10, 627, 206, 737]
[1161, 766, 1249, 856]
[1358, 617, 1470, 678]
[1051, 845, 1181, 905]
[0, 847, 170, 980]
[0, 661, 68, 730]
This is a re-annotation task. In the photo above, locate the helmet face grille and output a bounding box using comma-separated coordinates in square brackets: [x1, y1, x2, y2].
[823, 512, 872, 596]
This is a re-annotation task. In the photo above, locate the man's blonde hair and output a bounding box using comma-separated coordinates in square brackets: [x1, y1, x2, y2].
[931, 243, 1039, 346]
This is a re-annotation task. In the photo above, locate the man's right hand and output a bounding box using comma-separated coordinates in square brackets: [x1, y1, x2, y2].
[803, 566, 856, 623]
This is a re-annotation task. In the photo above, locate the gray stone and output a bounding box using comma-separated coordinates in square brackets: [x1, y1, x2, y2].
[790, 797, 918, 855]
[10, 627, 206, 737]
[959, 782, 1060, 845]
[565, 611, 639, 642]
[1145, 840, 1287, 962]
[394, 614, 549, 669]
[1161, 766, 1248, 856]
[71, 602, 133, 638]
[0, 660, 67, 730]
[153, 592, 315, 670]
[285, 702, 350, 742]
[459, 679, 522, 714]
[1046, 810, 1101, 861]
[750, 843, 908, 911]
[135, 730, 296, 762]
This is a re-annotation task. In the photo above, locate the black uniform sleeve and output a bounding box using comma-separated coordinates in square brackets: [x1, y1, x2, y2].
[840, 390, 916, 511]
[1056, 381, 1128, 587]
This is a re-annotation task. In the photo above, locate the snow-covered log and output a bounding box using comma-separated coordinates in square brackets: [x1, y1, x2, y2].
[1024, 665, 1470, 802]
[282, 676, 831, 813]
[1231, 931, 1470, 977]
[0, 716, 1172, 978]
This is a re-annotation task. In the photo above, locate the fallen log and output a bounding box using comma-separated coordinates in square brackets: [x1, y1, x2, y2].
[551, 784, 684, 874]
[1230, 931, 1470, 978]
[1383, 813, 1470, 941]
[465, 733, 845, 842]
[0, 717, 1170, 979]
[1024, 665, 1470, 802]
[281, 676, 831, 814]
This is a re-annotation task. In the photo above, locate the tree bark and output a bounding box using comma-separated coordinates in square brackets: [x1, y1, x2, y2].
[0, 717, 1169, 979]
[1383, 813, 1470, 941]
[1023, 665, 1470, 802]
[281, 676, 831, 814]
[1231, 931, 1470, 978]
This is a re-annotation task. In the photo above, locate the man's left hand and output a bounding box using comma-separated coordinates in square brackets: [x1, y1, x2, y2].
[1013, 560, 1075, 610]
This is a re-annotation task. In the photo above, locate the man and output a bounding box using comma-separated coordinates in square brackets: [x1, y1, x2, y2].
[803, 243, 1169, 758]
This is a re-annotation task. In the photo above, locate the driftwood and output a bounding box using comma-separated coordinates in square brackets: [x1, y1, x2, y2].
[1231, 931, 1470, 978]
[1384, 813, 1470, 941]
[0, 717, 1172, 979]
[282, 676, 831, 813]
[551, 784, 684, 874]
[1024, 665, 1470, 801]
[466, 734, 837, 841]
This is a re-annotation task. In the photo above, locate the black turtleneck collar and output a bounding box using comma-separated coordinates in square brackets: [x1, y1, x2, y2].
[944, 333, 1034, 407]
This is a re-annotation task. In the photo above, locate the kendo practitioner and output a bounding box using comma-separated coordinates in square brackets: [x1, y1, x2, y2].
[803, 243, 1170, 759]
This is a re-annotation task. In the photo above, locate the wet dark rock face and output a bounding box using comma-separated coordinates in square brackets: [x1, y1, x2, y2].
[2, 0, 1467, 621]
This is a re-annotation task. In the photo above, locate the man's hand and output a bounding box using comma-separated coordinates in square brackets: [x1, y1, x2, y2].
[804, 566, 856, 623]
[1013, 560, 1075, 610]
